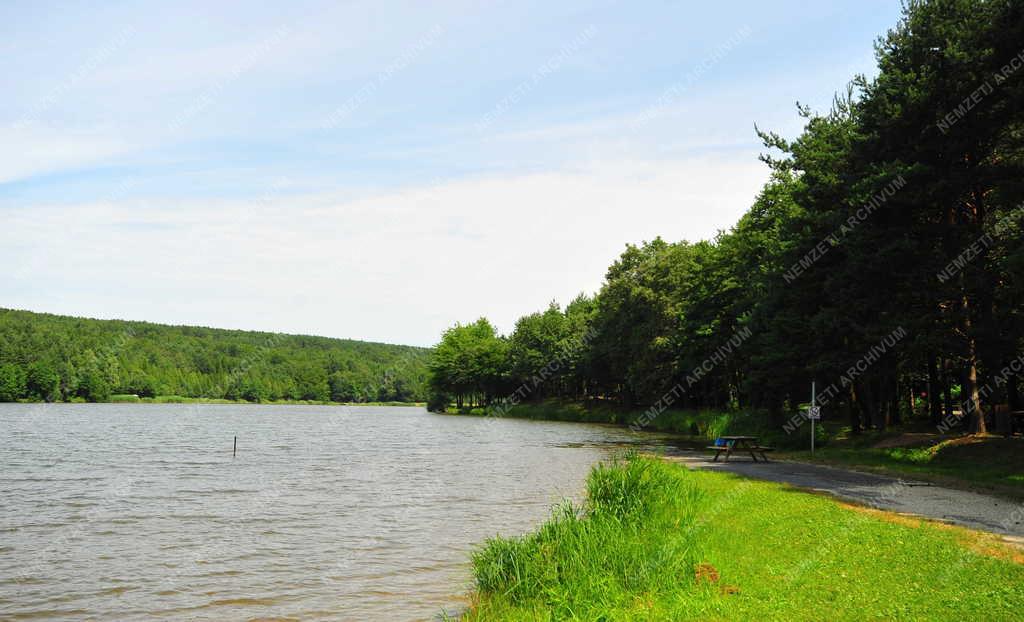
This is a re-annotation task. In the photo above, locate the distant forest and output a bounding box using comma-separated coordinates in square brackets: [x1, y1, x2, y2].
[428, 1, 1024, 434]
[0, 308, 430, 403]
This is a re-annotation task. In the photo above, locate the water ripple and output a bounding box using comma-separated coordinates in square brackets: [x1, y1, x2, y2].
[0, 402, 650, 621]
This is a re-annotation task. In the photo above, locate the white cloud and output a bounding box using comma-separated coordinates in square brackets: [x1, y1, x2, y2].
[2, 154, 768, 346]
[0, 123, 135, 184]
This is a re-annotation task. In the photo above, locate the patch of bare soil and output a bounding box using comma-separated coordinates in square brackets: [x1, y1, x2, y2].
[695, 562, 720, 584]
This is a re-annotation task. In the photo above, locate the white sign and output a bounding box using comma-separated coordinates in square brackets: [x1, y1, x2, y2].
[807, 406, 821, 420]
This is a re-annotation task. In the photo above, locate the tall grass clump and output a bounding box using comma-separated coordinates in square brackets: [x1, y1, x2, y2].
[468, 456, 1024, 620]
[470, 454, 705, 618]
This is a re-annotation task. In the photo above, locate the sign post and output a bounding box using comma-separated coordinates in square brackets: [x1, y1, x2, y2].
[809, 381, 818, 455]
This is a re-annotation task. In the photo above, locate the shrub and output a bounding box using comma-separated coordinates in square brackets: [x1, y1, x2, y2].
[427, 392, 450, 412]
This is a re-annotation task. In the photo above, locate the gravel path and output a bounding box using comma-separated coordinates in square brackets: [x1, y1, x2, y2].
[665, 450, 1024, 542]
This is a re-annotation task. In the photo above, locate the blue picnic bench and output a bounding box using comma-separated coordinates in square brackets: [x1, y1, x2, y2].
[706, 435, 774, 462]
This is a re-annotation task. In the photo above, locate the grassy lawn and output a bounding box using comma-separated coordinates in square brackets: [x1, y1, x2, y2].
[780, 434, 1024, 500]
[462, 455, 1024, 621]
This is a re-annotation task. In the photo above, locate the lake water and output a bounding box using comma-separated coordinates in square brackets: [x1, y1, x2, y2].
[0, 403, 662, 621]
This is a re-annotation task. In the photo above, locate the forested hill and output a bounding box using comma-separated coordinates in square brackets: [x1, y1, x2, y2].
[0, 308, 430, 403]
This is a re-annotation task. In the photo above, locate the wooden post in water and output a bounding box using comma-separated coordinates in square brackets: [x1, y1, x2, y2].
[233, 436, 237, 458]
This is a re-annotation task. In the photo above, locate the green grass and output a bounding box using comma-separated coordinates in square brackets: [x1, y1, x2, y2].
[109, 393, 142, 403]
[464, 455, 1024, 621]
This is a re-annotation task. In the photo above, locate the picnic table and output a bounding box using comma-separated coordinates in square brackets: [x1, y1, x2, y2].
[706, 435, 774, 462]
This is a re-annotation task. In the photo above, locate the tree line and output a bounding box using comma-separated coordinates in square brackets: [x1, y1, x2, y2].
[428, 0, 1024, 434]
[0, 308, 430, 403]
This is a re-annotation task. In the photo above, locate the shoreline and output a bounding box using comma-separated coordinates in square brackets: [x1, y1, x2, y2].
[442, 399, 776, 442]
[1, 397, 426, 407]
[445, 400, 1024, 499]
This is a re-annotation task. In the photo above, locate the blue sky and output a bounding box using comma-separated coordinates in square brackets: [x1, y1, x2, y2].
[1, 1, 904, 346]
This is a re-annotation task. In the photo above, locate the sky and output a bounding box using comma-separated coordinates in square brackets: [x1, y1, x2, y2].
[1, 1, 905, 347]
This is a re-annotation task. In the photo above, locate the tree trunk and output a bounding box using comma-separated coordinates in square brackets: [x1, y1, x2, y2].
[767, 393, 783, 427]
[859, 378, 880, 430]
[942, 359, 954, 422]
[872, 378, 887, 430]
[889, 374, 901, 427]
[927, 355, 942, 424]
[848, 383, 862, 434]
[957, 177, 987, 432]
[1008, 371, 1020, 411]
[906, 381, 916, 421]
[962, 293, 985, 434]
